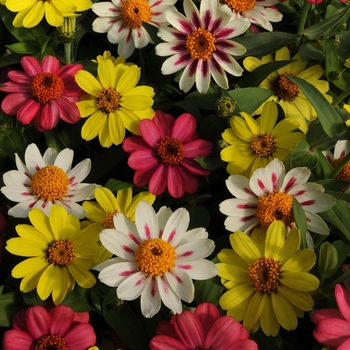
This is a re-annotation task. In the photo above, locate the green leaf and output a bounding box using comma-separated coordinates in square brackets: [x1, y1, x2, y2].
[104, 179, 134, 192]
[6, 42, 38, 55]
[330, 149, 350, 179]
[318, 241, 338, 281]
[194, 274, 224, 306]
[44, 128, 66, 152]
[303, 6, 350, 40]
[293, 198, 307, 249]
[227, 87, 274, 114]
[61, 285, 94, 312]
[286, 74, 343, 137]
[0, 289, 26, 327]
[323, 38, 341, 82]
[2, 127, 26, 161]
[199, 114, 229, 145]
[195, 154, 224, 171]
[332, 240, 350, 272]
[142, 21, 162, 46]
[290, 139, 319, 169]
[306, 122, 337, 151]
[298, 42, 325, 61]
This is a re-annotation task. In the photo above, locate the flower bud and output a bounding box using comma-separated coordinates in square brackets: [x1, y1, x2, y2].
[57, 15, 79, 43]
[216, 96, 236, 117]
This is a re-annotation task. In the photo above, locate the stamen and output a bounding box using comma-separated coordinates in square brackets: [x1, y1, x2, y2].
[224, 0, 256, 12]
[156, 136, 185, 165]
[256, 190, 294, 228]
[31, 165, 70, 202]
[251, 134, 275, 158]
[33, 334, 68, 350]
[30, 72, 64, 103]
[102, 209, 128, 228]
[135, 238, 176, 277]
[47, 240, 75, 267]
[186, 28, 217, 60]
[119, 0, 152, 28]
[248, 256, 280, 292]
[96, 87, 121, 113]
[271, 72, 299, 101]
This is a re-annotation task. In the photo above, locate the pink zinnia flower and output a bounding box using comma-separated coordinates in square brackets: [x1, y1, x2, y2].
[149, 302, 258, 350]
[311, 284, 350, 349]
[0, 55, 83, 131]
[2, 305, 96, 350]
[122, 110, 213, 198]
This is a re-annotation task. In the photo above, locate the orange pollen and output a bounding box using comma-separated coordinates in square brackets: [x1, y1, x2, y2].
[102, 209, 128, 228]
[271, 72, 299, 101]
[251, 134, 275, 158]
[31, 165, 70, 202]
[47, 240, 75, 267]
[256, 190, 294, 228]
[186, 28, 217, 60]
[33, 334, 68, 350]
[134, 238, 176, 277]
[332, 157, 350, 182]
[30, 72, 64, 104]
[119, 0, 152, 28]
[156, 136, 185, 165]
[248, 256, 280, 292]
[96, 87, 121, 113]
[224, 0, 256, 12]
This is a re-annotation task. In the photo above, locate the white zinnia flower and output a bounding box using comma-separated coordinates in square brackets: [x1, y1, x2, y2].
[95, 201, 217, 318]
[1, 143, 95, 218]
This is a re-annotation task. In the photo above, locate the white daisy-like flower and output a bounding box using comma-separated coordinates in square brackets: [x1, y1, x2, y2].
[91, 0, 176, 59]
[1, 143, 96, 219]
[220, 0, 283, 32]
[323, 140, 350, 175]
[219, 158, 336, 246]
[95, 201, 217, 318]
[155, 0, 250, 94]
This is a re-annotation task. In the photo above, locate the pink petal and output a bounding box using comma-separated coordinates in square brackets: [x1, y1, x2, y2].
[57, 63, 83, 81]
[49, 305, 75, 336]
[149, 335, 187, 350]
[55, 97, 81, 124]
[1, 93, 32, 115]
[181, 158, 211, 176]
[21, 56, 42, 77]
[139, 116, 164, 148]
[149, 164, 168, 195]
[167, 166, 186, 198]
[123, 135, 151, 153]
[311, 308, 344, 324]
[184, 139, 213, 158]
[37, 101, 60, 130]
[0, 80, 30, 93]
[337, 337, 350, 350]
[194, 303, 220, 335]
[171, 113, 196, 142]
[152, 110, 175, 137]
[16, 99, 41, 125]
[7, 70, 31, 84]
[313, 318, 350, 348]
[64, 324, 96, 350]
[133, 166, 159, 187]
[156, 321, 179, 338]
[12, 309, 29, 332]
[2, 329, 34, 350]
[128, 149, 159, 170]
[41, 55, 60, 73]
[336, 284, 350, 322]
[26, 306, 50, 339]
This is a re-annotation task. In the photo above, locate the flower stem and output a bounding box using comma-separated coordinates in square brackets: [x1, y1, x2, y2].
[332, 86, 350, 106]
[64, 42, 72, 65]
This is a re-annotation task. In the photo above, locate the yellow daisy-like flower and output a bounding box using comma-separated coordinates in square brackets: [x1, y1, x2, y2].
[93, 50, 128, 67]
[243, 47, 332, 133]
[221, 101, 305, 177]
[75, 58, 154, 147]
[5, 0, 91, 28]
[6, 205, 100, 305]
[217, 221, 319, 336]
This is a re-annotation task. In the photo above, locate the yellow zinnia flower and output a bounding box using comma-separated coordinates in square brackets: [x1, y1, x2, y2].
[221, 101, 305, 177]
[243, 47, 332, 133]
[217, 221, 319, 336]
[75, 58, 154, 147]
[6, 205, 100, 305]
[5, 0, 91, 28]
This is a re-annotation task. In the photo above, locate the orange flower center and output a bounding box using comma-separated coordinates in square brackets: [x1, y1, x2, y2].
[248, 256, 280, 292]
[332, 157, 350, 182]
[96, 87, 121, 113]
[271, 72, 299, 101]
[186, 28, 217, 60]
[102, 209, 128, 228]
[251, 134, 275, 158]
[33, 334, 68, 350]
[135, 238, 176, 277]
[31, 165, 70, 202]
[156, 136, 185, 165]
[47, 240, 75, 267]
[30, 72, 64, 103]
[256, 190, 294, 228]
[224, 0, 256, 12]
[119, 0, 152, 28]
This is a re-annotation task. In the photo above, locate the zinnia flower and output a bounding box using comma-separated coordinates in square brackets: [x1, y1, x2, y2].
[1, 143, 95, 219]
[95, 201, 217, 318]
[5, 205, 100, 305]
[217, 220, 320, 336]
[75, 57, 154, 147]
[2, 305, 96, 350]
[155, 0, 250, 94]
[311, 284, 350, 349]
[122, 110, 213, 198]
[220, 101, 305, 177]
[91, 0, 176, 59]
[219, 158, 336, 247]
[149, 302, 258, 350]
[220, 0, 283, 31]
[243, 47, 332, 133]
[0, 55, 83, 131]
[4, 0, 91, 28]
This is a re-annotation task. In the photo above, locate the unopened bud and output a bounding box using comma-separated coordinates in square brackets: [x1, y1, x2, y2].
[57, 15, 79, 43]
[216, 96, 236, 117]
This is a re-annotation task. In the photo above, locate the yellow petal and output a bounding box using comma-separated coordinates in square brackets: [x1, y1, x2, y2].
[6, 0, 36, 11]
[260, 101, 277, 134]
[265, 221, 286, 259]
[271, 118, 300, 137]
[275, 227, 300, 265]
[44, 2, 65, 27]
[12, 256, 48, 278]
[98, 59, 117, 88]
[127, 191, 156, 222]
[95, 187, 119, 213]
[68, 261, 96, 288]
[28, 209, 54, 241]
[116, 65, 140, 92]
[230, 231, 260, 263]
[37, 264, 58, 301]
[49, 205, 70, 240]
[109, 110, 125, 145]
[260, 295, 280, 336]
[15, 225, 48, 247]
[82, 201, 106, 224]
[219, 283, 254, 310]
[22, 2, 44, 27]
[81, 110, 106, 141]
[52, 267, 71, 305]
[250, 227, 266, 256]
[76, 99, 98, 118]
[217, 264, 250, 283]
[73, 223, 100, 248]
[278, 283, 314, 311]
[75, 70, 102, 96]
[231, 114, 257, 142]
[280, 271, 320, 291]
[242, 291, 266, 330]
[217, 249, 247, 269]
[6, 237, 45, 257]
[282, 249, 316, 272]
[226, 296, 252, 323]
[271, 291, 297, 330]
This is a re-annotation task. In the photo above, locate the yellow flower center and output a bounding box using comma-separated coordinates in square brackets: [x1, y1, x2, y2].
[224, 0, 256, 13]
[271, 72, 299, 101]
[33, 334, 68, 350]
[47, 240, 75, 267]
[96, 87, 121, 113]
[248, 256, 280, 292]
[119, 0, 152, 28]
[156, 136, 185, 165]
[186, 28, 217, 60]
[134, 238, 176, 277]
[256, 190, 294, 228]
[251, 134, 275, 158]
[31, 165, 70, 202]
[30, 72, 64, 104]
[102, 209, 128, 228]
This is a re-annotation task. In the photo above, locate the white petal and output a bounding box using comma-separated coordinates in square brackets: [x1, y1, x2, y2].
[165, 7, 194, 34]
[25, 143, 46, 174]
[98, 261, 138, 287]
[164, 267, 194, 303]
[157, 206, 173, 236]
[183, 0, 200, 27]
[1, 185, 34, 202]
[33, 199, 52, 216]
[7, 199, 37, 218]
[216, 18, 250, 39]
[15, 153, 29, 174]
[195, 60, 211, 94]
[140, 278, 161, 318]
[224, 215, 259, 233]
[305, 211, 331, 236]
[107, 20, 128, 43]
[117, 32, 136, 58]
[157, 276, 182, 314]
[160, 52, 190, 74]
[54, 148, 73, 173]
[135, 201, 160, 239]
[66, 159, 91, 184]
[281, 166, 311, 192]
[92, 17, 115, 33]
[213, 52, 244, 77]
[162, 207, 189, 246]
[57, 201, 86, 219]
[66, 184, 96, 202]
[334, 140, 350, 159]
[157, 26, 184, 44]
[178, 227, 208, 244]
[92, 2, 119, 16]
[179, 61, 196, 93]
[94, 257, 123, 271]
[113, 213, 141, 243]
[176, 239, 215, 261]
[209, 60, 228, 90]
[42, 148, 58, 165]
[176, 258, 218, 280]
[132, 26, 150, 49]
[3, 170, 30, 186]
[117, 271, 150, 300]
[219, 198, 257, 218]
[225, 175, 257, 199]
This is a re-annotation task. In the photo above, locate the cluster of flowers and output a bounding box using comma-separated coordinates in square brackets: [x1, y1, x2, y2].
[0, 0, 350, 348]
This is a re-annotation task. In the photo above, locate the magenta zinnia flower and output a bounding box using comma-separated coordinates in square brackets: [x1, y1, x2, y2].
[0, 55, 83, 131]
[122, 110, 213, 198]
[311, 284, 350, 350]
[2, 305, 96, 350]
[149, 302, 258, 350]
